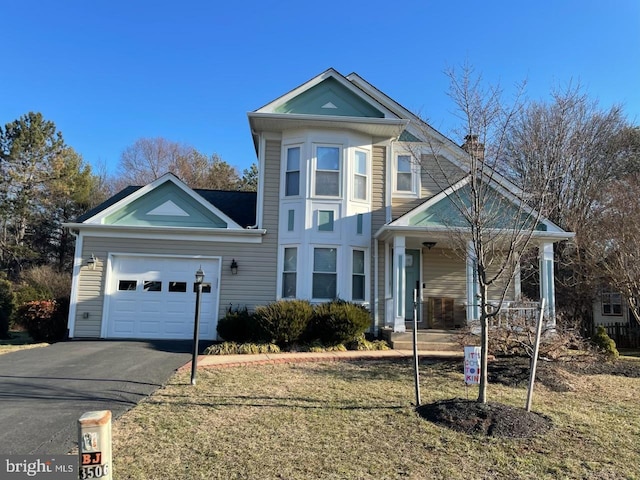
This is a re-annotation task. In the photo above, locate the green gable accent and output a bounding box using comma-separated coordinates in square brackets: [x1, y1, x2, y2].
[275, 78, 385, 118]
[104, 182, 228, 228]
[409, 184, 547, 231]
[399, 130, 422, 142]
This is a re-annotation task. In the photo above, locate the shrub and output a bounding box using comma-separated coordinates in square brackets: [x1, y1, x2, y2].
[16, 297, 69, 342]
[309, 300, 371, 346]
[217, 306, 259, 343]
[592, 325, 619, 360]
[21, 265, 72, 300]
[0, 275, 16, 339]
[346, 334, 390, 351]
[254, 300, 313, 347]
[204, 342, 281, 355]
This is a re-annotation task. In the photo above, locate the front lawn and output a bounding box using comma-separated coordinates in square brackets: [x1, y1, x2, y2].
[112, 358, 640, 480]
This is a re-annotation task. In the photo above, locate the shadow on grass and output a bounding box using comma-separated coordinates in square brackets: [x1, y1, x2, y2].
[281, 358, 463, 383]
[146, 393, 407, 411]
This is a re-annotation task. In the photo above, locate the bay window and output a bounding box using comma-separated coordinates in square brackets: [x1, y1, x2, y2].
[313, 247, 337, 299]
[315, 146, 341, 197]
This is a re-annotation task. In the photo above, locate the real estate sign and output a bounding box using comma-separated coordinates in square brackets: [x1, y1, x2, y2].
[464, 346, 481, 385]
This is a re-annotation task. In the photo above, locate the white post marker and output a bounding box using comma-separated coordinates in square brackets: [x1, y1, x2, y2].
[78, 410, 112, 480]
[464, 346, 481, 385]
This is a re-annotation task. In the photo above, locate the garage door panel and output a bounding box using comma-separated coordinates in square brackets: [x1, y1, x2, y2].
[107, 255, 219, 340]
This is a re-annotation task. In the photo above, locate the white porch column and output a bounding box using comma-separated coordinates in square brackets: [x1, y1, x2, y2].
[514, 259, 522, 302]
[392, 235, 406, 332]
[466, 240, 480, 322]
[539, 242, 556, 323]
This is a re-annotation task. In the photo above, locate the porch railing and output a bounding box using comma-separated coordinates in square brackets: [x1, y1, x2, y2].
[488, 301, 542, 328]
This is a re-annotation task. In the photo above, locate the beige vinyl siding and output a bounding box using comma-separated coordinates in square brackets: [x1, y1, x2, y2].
[371, 146, 386, 326]
[262, 140, 281, 235]
[391, 154, 465, 220]
[73, 236, 277, 338]
[371, 145, 386, 233]
[420, 154, 465, 199]
[421, 247, 516, 325]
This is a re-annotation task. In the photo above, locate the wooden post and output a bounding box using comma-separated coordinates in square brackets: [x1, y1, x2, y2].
[525, 298, 546, 412]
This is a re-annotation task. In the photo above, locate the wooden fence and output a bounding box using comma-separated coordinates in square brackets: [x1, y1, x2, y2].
[597, 322, 640, 349]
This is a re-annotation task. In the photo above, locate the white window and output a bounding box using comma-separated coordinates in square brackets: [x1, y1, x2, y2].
[318, 210, 334, 232]
[352, 249, 366, 301]
[353, 150, 367, 201]
[285, 146, 300, 196]
[313, 247, 337, 299]
[602, 290, 622, 315]
[315, 146, 341, 197]
[395, 154, 414, 193]
[282, 247, 297, 298]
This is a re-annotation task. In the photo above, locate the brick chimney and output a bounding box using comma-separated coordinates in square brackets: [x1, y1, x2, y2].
[461, 134, 485, 161]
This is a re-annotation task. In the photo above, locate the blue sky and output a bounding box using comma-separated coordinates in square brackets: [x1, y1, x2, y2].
[1, 0, 638, 177]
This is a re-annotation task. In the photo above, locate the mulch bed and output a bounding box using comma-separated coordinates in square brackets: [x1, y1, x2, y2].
[417, 398, 552, 438]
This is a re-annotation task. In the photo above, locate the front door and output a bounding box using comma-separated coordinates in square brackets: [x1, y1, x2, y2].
[404, 249, 420, 321]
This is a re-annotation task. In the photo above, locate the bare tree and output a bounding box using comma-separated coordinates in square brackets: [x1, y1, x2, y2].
[409, 65, 558, 403]
[503, 86, 631, 323]
[114, 137, 242, 190]
[584, 172, 640, 326]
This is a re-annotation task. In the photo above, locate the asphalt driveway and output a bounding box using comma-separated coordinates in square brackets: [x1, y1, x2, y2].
[0, 340, 194, 454]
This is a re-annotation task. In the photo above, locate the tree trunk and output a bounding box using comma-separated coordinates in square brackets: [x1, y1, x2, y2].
[477, 286, 489, 404]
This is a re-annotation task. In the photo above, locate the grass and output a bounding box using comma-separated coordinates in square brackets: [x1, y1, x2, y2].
[0, 330, 49, 355]
[111, 359, 640, 480]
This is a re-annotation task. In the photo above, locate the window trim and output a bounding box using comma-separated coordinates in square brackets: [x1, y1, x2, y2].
[351, 248, 367, 302]
[313, 144, 342, 198]
[312, 246, 338, 300]
[352, 149, 368, 202]
[393, 153, 419, 197]
[601, 289, 623, 316]
[284, 145, 302, 198]
[281, 246, 298, 299]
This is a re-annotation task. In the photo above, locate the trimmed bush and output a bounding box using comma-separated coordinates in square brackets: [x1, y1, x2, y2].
[217, 306, 259, 343]
[204, 342, 281, 355]
[0, 275, 16, 339]
[346, 334, 390, 351]
[254, 300, 313, 347]
[592, 325, 619, 360]
[309, 300, 371, 346]
[16, 297, 69, 342]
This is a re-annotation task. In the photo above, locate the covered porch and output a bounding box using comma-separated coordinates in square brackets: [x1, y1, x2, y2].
[373, 230, 562, 334]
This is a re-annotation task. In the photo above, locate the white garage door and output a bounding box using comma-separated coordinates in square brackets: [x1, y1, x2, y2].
[106, 255, 219, 340]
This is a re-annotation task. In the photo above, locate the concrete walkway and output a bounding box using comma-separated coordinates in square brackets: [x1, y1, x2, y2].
[181, 349, 463, 371]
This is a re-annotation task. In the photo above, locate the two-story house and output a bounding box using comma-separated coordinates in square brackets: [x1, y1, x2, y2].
[64, 68, 573, 340]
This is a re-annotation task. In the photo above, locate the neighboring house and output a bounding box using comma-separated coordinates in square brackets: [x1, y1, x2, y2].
[593, 288, 637, 326]
[65, 68, 573, 340]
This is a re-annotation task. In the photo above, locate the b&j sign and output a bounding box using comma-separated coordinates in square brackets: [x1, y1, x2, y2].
[464, 346, 481, 385]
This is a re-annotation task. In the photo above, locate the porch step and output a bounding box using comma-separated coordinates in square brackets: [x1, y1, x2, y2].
[380, 328, 462, 353]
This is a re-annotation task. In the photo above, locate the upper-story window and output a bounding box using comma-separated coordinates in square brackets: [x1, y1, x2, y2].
[314, 146, 341, 197]
[353, 150, 367, 201]
[395, 154, 415, 193]
[285, 146, 301, 196]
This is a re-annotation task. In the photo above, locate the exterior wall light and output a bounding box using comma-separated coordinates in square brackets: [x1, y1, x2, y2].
[230, 259, 238, 275]
[87, 253, 98, 270]
[422, 242, 437, 250]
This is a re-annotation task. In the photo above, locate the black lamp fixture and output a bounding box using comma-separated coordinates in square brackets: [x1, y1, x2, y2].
[195, 266, 205, 284]
[230, 259, 238, 275]
[422, 242, 437, 250]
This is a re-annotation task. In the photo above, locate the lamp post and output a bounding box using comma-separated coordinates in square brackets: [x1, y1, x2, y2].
[191, 267, 205, 386]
